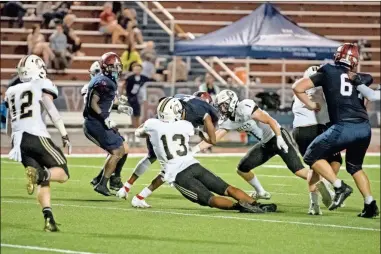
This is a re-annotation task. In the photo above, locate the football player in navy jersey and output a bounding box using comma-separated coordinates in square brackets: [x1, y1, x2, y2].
[83, 52, 133, 196]
[116, 92, 219, 207]
[293, 43, 379, 217]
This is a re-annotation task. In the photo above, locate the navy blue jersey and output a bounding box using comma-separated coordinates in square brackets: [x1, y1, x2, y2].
[83, 75, 117, 120]
[174, 94, 219, 127]
[310, 64, 369, 124]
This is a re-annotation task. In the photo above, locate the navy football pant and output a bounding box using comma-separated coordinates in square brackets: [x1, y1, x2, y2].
[304, 120, 371, 175]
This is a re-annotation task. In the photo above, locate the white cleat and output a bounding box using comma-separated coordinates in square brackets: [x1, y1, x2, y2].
[131, 196, 151, 208]
[308, 203, 322, 215]
[316, 180, 333, 208]
[251, 191, 272, 200]
[116, 187, 129, 200]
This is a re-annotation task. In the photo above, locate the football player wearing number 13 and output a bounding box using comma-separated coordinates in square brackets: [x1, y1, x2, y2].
[293, 43, 379, 217]
[6, 55, 71, 231]
[134, 98, 277, 213]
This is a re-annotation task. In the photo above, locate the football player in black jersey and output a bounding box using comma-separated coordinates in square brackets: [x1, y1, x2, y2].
[293, 43, 379, 218]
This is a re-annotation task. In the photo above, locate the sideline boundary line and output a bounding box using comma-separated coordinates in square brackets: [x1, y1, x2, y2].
[2, 200, 380, 232]
[0, 243, 101, 254]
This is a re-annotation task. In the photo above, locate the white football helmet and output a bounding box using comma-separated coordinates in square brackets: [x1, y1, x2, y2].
[303, 66, 319, 78]
[17, 54, 47, 82]
[157, 97, 183, 122]
[215, 89, 239, 119]
[89, 61, 101, 78]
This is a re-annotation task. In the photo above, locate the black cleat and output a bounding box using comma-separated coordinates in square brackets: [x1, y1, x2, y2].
[44, 217, 59, 232]
[94, 184, 112, 196]
[258, 203, 277, 213]
[237, 201, 264, 213]
[358, 200, 380, 218]
[329, 181, 353, 211]
[90, 177, 99, 187]
[109, 176, 123, 191]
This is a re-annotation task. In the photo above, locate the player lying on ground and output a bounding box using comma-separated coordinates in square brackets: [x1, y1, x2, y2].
[116, 92, 219, 208]
[293, 43, 379, 218]
[192, 90, 324, 206]
[292, 66, 377, 215]
[83, 52, 133, 196]
[82, 60, 130, 191]
[134, 97, 277, 213]
[6, 55, 72, 232]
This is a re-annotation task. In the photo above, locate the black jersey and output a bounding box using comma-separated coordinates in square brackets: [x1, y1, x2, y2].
[310, 63, 369, 124]
[174, 94, 219, 127]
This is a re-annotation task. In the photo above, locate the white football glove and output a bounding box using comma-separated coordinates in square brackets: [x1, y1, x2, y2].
[104, 117, 117, 129]
[117, 105, 133, 116]
[276, 135, 288, 153]
[62, 135, 72, 155]
[191, 145, 201, 155]
[118, 95, 128, 105]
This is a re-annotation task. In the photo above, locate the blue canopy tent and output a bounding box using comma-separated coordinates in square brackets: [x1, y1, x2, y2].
[174, 3, 340, 60]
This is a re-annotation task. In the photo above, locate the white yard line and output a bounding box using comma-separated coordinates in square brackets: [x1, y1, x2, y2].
[0, 243, 101, 254]
[2, 200, 379, 232]
[1, 153, 380, 158]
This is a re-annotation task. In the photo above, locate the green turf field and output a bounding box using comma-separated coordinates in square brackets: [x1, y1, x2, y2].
[1, 155, 380, 254]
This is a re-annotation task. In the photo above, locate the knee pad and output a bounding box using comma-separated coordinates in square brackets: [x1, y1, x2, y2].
[134, 156, 153, 177]
[346, 163, 361, 175]
[327, 152, 343, 165]
[39, 180, 50, 187]
[237, 160, 252, 173]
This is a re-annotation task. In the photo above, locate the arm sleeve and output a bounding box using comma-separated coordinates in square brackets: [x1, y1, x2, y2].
[41, 93, 67, 137]
[309, 72, 325, 87]
[41, 79, 59, 99]
[357, 84, 380, 102]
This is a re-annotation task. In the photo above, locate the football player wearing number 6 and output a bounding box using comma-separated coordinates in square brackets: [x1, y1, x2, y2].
[5, 55, 71, 232]
[293, 43, 379, 217]
[134, 97, 277, 213]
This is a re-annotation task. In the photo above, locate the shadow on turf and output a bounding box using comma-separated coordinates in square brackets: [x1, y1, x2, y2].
[72, 231, 253, 246]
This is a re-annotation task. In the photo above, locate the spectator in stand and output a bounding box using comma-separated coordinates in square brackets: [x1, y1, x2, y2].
[198, 73, 220, 102]
[63, 13, 84, 56]
[49, 23, 70, 70]
[27, 24, 54, 67]
[2, 1, 26, 28]
[123, 63, 150, 129]
[140, 41, 157, 61]
[35, 1, 52, 18]
[121, 42, 142, 73]
[39, 1, 71, 28]
[118, 8, 144, 45]
[99, 2, 128, 44]
[167, 56, 188, 82]
[141, 53, 156, 80]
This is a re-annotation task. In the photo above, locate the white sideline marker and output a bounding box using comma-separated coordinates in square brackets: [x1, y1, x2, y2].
[2, 200, 380, 232]
[1, 243, 101, 254]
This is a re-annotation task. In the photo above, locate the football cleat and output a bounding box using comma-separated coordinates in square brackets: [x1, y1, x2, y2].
[329, 181, 353, 211]
[44, 217, 59, 232]
[109, 176, 123, 191]
[116, 187, 128, 200]
[258, 203, 277, 213]
[131, 196, 151, 208]
[251, 191, 272, 200]
[90, 177, 99, 187]
[308, 203, 322, 215]
[25, 166, 38, 195]
[237, 201, 264, 213]
[316, 180, 333, 209]
[358, 200, 380, 218]
[94, 184, 112, 196]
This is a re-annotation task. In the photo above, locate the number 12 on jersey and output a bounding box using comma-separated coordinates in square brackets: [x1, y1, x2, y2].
[8, 91, 33, 121]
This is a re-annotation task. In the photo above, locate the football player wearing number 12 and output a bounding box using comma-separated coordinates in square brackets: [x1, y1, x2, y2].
[293, 43, 379, 218]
